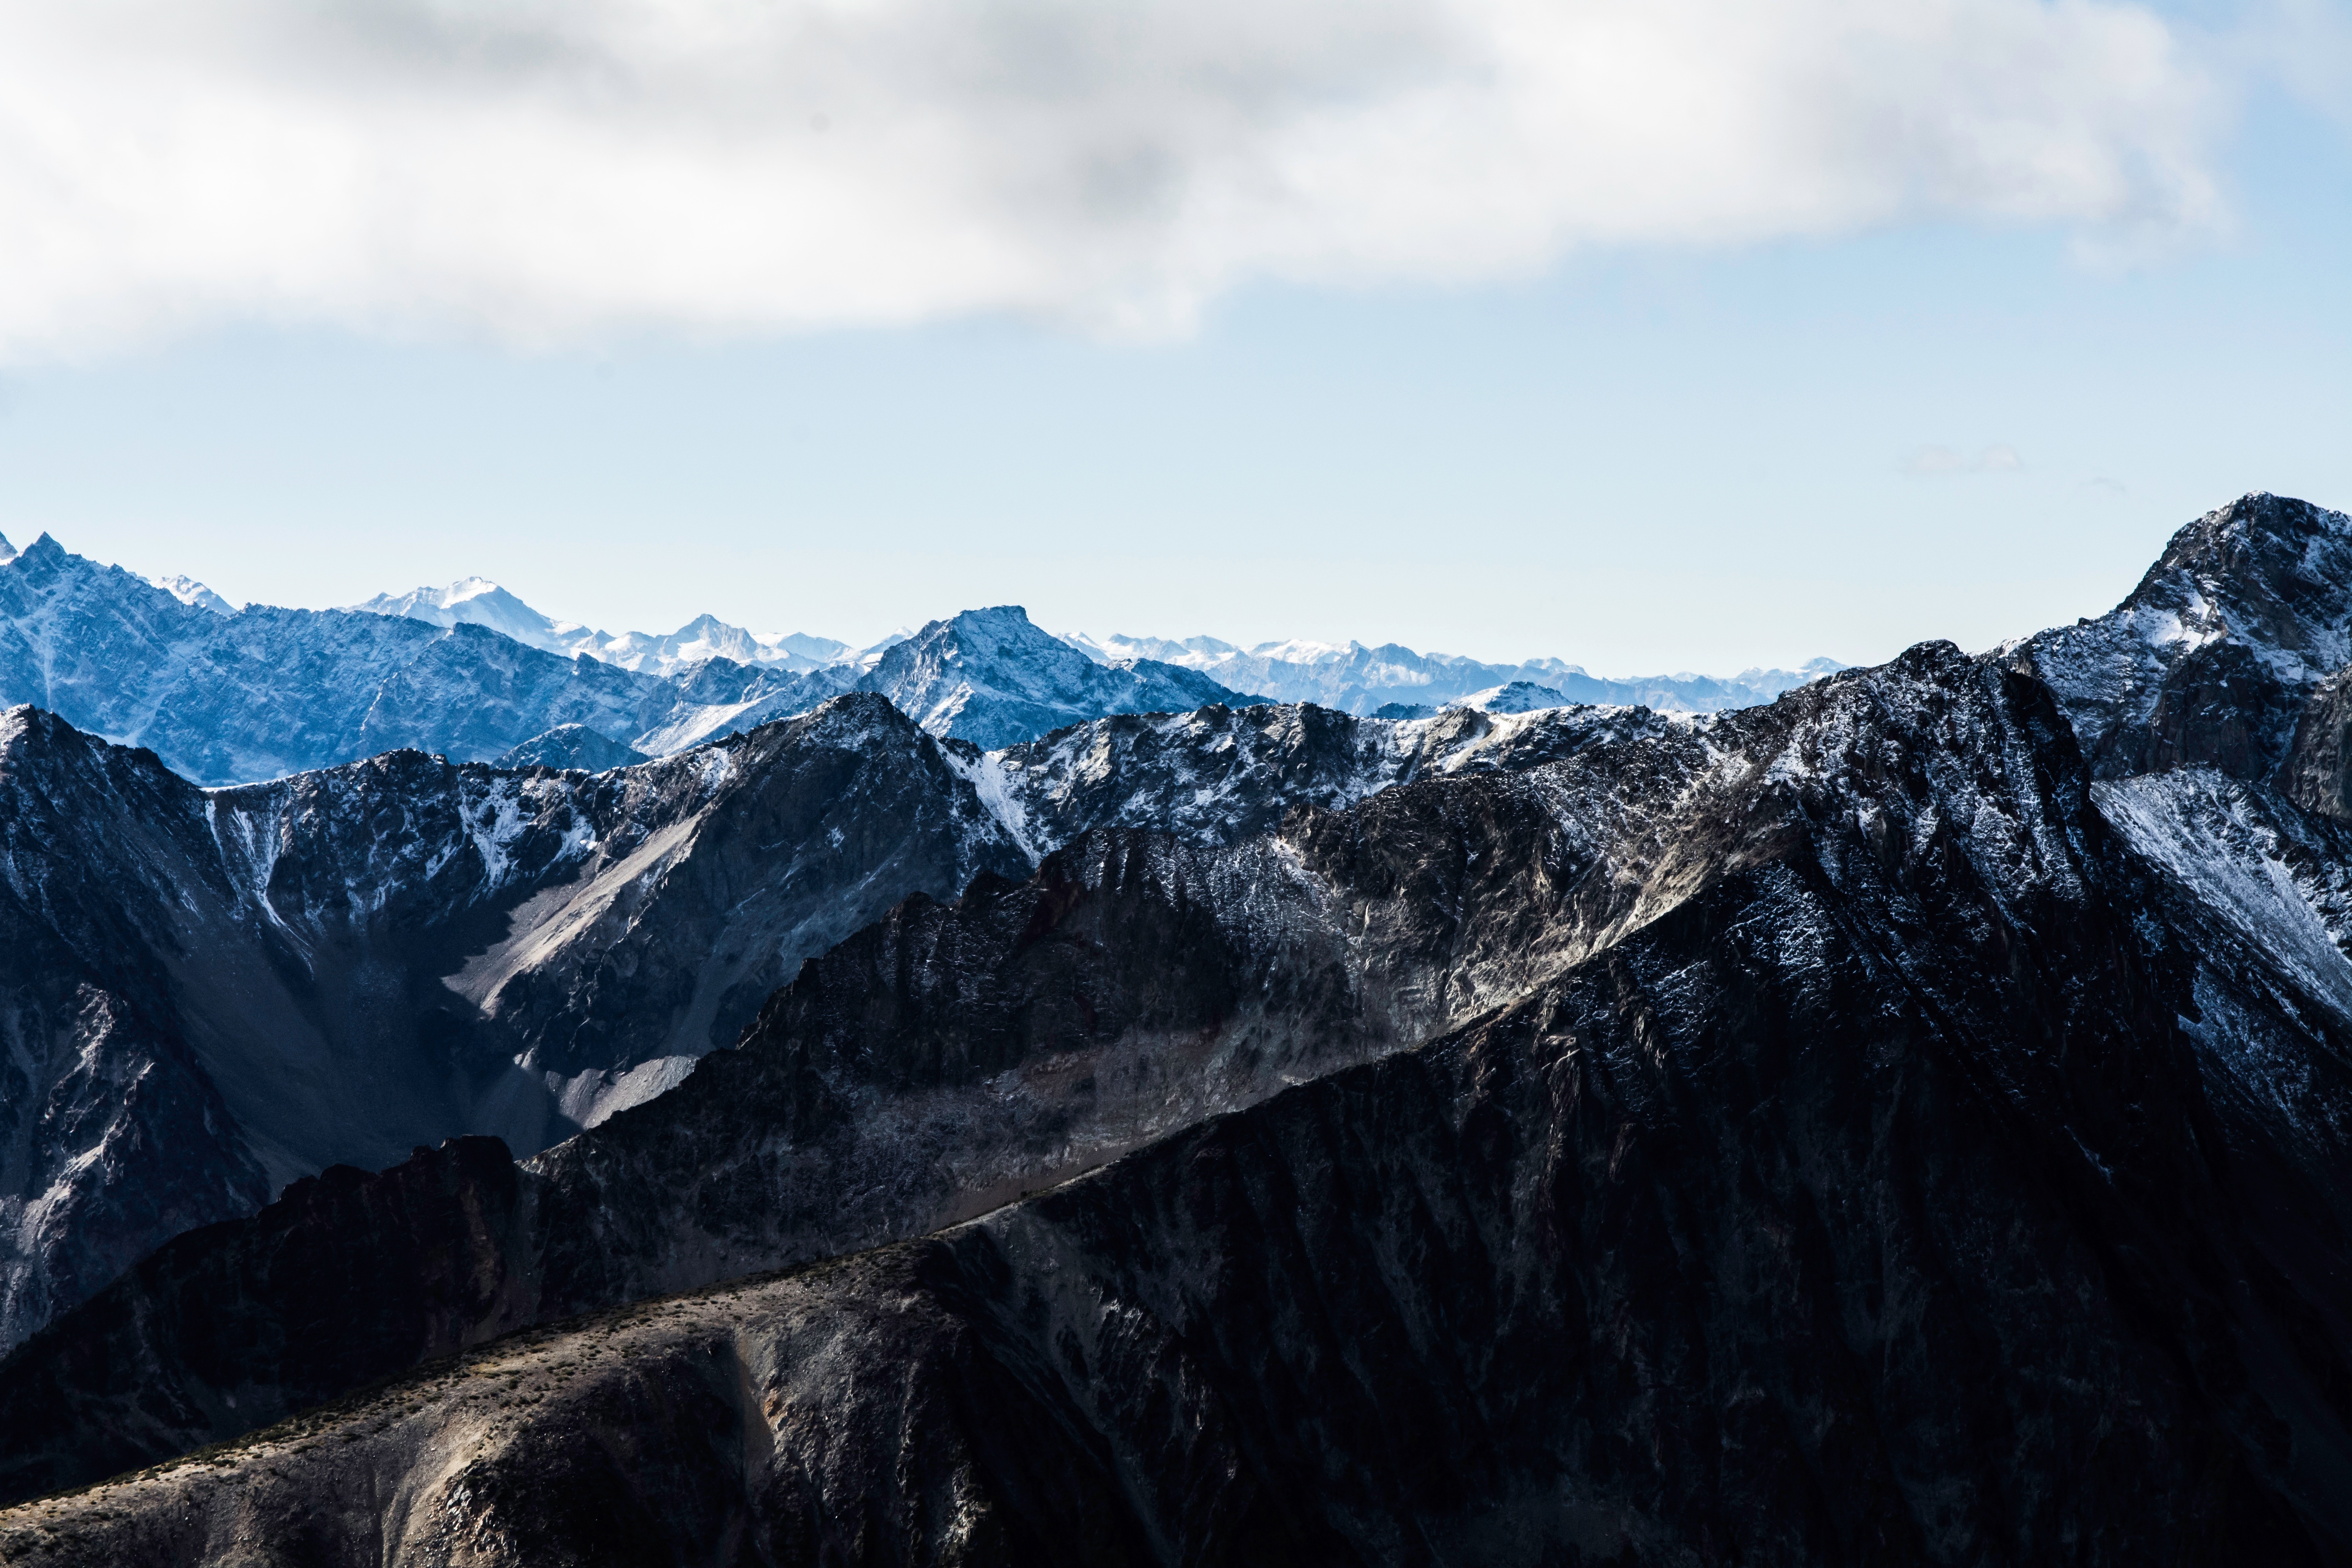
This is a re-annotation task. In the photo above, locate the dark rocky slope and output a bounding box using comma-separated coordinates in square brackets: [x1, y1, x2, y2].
[0, 696, 1027, 1351]
[0, 690, 1694, 1495]
[0, 693, 1637, 1354]
[4, 643, 2347, 1561]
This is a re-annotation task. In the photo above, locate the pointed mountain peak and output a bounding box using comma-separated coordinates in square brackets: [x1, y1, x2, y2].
[149, 573, 239, 615]
[0, 532, 13, 564]
[2136, 492, 2352, 592]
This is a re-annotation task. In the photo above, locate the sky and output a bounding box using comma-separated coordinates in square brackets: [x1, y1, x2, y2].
[0, 0, 2347, 673]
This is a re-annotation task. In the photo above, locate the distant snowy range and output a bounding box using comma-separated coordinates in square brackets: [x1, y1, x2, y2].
[0, 530, 1838, 784]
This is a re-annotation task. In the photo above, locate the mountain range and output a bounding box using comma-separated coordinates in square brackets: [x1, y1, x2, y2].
[0, 496, 2347, 1563]
[348, 579, 865, 677]
[5, 533, 1822, 785]
[1062, 629, 1841, 713]
[0, 536, 1263, 781]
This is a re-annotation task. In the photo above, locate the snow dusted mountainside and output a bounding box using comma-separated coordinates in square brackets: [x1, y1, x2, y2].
[350, 577, 592, 654]
[492, 723, 650, 771]
[0, 536, 690, 784]
[0, 542, 1244, 783]
[2002, 493, 2352, 1211]
[1063, 628, 1840, 713]
[863, 605, 1257, 750]
[1371, 678, 1580, 718]
[2006, 492, 2352, 782]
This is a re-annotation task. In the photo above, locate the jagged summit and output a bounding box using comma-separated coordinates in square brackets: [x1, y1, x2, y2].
[350, 578, 851, 677]
[0, 532, 13, 564]
[147, 573, 237, 615]
[866, 605, 1255, 750]
[351, 576, 588, 651]
[2007, 490, 2352, 779]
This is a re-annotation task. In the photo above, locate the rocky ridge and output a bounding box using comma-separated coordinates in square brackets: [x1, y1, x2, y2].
[0, 693, 1639, 1356]
[0, 682, 1712, 1486]
[6, 629, 2350, 1559]
[1, 543, 1257, 784]
[0, 696, 1017, 1352]
[3, 496, 2350, 1561]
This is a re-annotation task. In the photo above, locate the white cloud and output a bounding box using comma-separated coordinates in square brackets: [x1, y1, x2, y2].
[0, 0, 2233, 359]
[1904, 444, 2029, 476]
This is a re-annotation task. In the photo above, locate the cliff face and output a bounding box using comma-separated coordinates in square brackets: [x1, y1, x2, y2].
[3, 642, 2345, 1563]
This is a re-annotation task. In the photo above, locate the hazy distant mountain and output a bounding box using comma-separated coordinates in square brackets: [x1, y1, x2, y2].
[1, 541, 1254, 784]
[1061, 628, 1840, 713]
[350, 579, 852, 676]
[354, 573, 1838, 713]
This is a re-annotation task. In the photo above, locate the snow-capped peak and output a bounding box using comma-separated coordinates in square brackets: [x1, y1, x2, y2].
[350, 579, 584, 648]
[348, 576, 862, 677]
[438, 576, 505, 606]
[0, 533, 14, 564]
[149, 573, 239, 615]
[1060, 631, 1242, 667]
[1451, 681, 1572, 715]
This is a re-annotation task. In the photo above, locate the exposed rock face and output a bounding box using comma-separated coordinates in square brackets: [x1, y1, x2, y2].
[2283, 665, 2352, 823]
[5, 641, 2347, 1561]
[0, 1137, 536, 1507]
[0, 707, 272, 1362]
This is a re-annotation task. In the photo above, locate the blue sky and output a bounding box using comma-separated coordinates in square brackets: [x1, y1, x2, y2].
[0, 0, 2345, 673]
